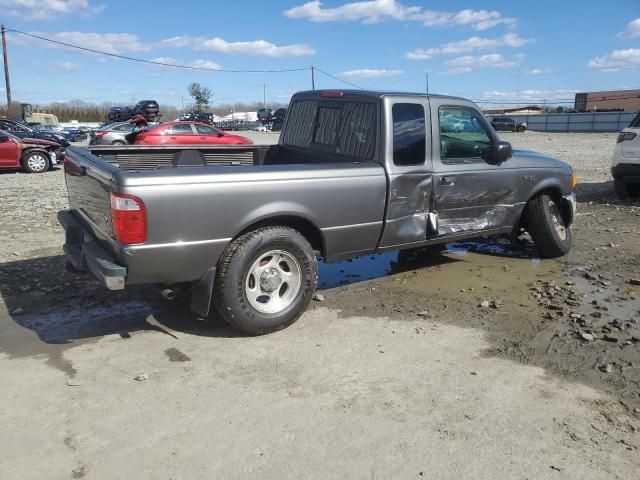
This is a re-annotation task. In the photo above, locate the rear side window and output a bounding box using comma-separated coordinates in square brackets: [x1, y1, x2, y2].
[392, 103, 426, 166]
[282, 99, 377, 159]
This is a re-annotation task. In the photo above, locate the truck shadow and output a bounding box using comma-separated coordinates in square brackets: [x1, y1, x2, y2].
[0, 243, 538, 372]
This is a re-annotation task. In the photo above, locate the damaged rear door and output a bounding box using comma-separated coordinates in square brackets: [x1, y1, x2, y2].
[430, 100, 519, 235]
[379, 96, 433, 247]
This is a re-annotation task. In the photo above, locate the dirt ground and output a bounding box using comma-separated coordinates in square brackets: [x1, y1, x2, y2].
[0, 131, 639, 479]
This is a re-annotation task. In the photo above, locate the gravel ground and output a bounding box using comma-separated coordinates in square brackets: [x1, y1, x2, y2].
[1, 132, 639, 479]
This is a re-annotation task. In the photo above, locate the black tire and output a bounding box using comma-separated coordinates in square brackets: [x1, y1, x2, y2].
[111, 140, 126, 146]
[21, 150, 50, 173]
[525, 193, 572, 258]
[213, 226, 318, 335]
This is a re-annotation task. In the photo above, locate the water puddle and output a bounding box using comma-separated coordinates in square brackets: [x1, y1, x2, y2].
[318, 239, 543, 291]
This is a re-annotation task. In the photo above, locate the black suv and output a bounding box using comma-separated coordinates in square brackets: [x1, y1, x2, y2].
[491, 116, 527, 132]
[0, 118, 70, 147]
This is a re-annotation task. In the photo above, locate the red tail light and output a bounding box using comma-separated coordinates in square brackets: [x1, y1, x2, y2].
[95, 131, 107, 138]
[110, 192, 147, 244]
[617, 132, 637, 143]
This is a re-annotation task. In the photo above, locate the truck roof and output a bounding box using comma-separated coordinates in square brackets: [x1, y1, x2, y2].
[292, 89, 471, 103]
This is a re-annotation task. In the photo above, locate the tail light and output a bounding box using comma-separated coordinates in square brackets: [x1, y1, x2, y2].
[110, 193, 146, 244]
[95, 131, 108, 139]
[320, 90, 344, 98]
[617, 132, 637, 143]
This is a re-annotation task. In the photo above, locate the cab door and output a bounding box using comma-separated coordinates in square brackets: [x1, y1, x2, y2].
[429, 99, 519, 236]
[379, 97, 434, 248]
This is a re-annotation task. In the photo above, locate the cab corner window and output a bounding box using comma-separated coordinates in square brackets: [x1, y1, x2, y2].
[439, 106, 492, 163]
[392, 103, 426, 166]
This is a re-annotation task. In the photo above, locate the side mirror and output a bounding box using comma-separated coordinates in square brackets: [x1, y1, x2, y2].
[492, 141, 512, 162]
[217, 132, 224, 137]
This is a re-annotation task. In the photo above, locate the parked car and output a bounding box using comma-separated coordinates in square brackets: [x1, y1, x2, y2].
[0, 130, 61, 173]
[612, 112, 640, 198]
[0, 118, 70, 148]
[271, 108, 287, 132]
[257, 108, 273, 123]
[59, 90, 576, 335]
[133, 121, 252, 145]
[38, 126, 87, 143]
[491, 116, 527, 132]
[90, 122, 136, 145]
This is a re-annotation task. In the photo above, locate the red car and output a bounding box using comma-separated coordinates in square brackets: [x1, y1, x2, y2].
[133, 121, 252, 145]
[0, 130, 61, 173]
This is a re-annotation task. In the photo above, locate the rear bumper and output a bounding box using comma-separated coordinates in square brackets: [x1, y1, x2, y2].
[612, 163, 640, 182]
[58, 210, 126, 290]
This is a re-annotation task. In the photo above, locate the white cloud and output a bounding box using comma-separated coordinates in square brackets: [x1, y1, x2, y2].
[33, 31, 151, 54]
[588, 48, 640, 71]
[339, 68, 403, 79]
[406, 33, 531, 60]
[525, 67, 552, 75]
[149, 57, 178, 65]
[189, 59, 221, 70]
[618, 17, 640, 39]
[0, 0, 104, 20]
[284, 0, 516, 30]
[195, 37, 315, 57]
[52, 61, 77, 71]
[446, 53, 518, 69]
[147, 57, 221, 70]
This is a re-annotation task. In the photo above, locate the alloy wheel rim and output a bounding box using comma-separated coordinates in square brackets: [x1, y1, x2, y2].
[549, 200, 567, 240]
[245, 250, 302, 314]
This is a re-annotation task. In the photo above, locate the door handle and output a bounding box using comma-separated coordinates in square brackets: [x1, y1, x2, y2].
[441, 176, 455, 186]
[200, 137, 206, 140]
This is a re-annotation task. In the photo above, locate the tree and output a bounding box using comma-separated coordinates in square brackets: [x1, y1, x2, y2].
[187, 82, 213, 113]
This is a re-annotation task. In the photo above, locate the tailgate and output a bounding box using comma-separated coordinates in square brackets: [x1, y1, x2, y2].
[63, 146, 118, 241]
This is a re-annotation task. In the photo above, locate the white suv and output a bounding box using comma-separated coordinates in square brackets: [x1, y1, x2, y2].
[613, 113, 640, 198]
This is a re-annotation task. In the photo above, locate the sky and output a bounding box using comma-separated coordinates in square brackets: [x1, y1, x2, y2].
[1, 0, 639, 110]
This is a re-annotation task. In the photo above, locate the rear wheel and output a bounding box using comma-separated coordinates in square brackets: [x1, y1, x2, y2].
[213, 226, 317, 335]
[22, 151, 50, 173]
[111, 140, 126, 146]
[525, 193, 572, 258]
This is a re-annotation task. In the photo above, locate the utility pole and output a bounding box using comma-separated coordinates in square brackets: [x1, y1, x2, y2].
[263, 83, 266, 108]
[425, 73, 429, 95]
[1, 25, 11, 108]
[311, 65, 315, 90]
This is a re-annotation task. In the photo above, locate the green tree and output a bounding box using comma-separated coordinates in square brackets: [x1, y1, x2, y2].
[187, 82, 213, 113]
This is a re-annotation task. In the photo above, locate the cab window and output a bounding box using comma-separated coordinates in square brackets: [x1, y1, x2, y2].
[392, 103, 426, 166]
[439, 106, 493, 163]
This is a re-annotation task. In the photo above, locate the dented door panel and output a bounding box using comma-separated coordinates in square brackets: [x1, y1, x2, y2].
[429, 98, 520, 236]
[379, 96, 434, 248]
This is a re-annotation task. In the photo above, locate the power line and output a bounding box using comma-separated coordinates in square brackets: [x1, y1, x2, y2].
[314, 67, 364, 90]
[5, 28, 310, 74]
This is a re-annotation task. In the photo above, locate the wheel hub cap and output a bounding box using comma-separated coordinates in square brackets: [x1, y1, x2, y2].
[260, 268, 282, 293]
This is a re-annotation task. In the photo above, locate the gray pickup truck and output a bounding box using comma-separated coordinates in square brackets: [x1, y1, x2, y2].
[59, 90, 576, 334]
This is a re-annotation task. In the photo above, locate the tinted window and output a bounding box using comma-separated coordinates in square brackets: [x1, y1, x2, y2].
[439, 106, 493, 163]
[171, 124, 194, 134]
[313, 107, 340, 145]
[392, 103, 426, 166]
[195, 124, 219, 135]
[337, 102, 376, 159]
[282, 100, 317, 148]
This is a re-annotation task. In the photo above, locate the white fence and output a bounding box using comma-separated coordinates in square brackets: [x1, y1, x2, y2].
[486, 111, 638, 133]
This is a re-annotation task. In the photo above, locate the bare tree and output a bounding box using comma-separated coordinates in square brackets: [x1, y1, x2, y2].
[187, 83, 213, 113]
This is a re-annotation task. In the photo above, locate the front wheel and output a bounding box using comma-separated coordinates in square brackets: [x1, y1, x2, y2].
[22, 151, 50, 173]
[525, 193, 572, 258]
[213, 226, 318, 335]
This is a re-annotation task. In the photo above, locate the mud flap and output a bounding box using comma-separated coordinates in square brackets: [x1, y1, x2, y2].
[190, 267, 216, 317]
